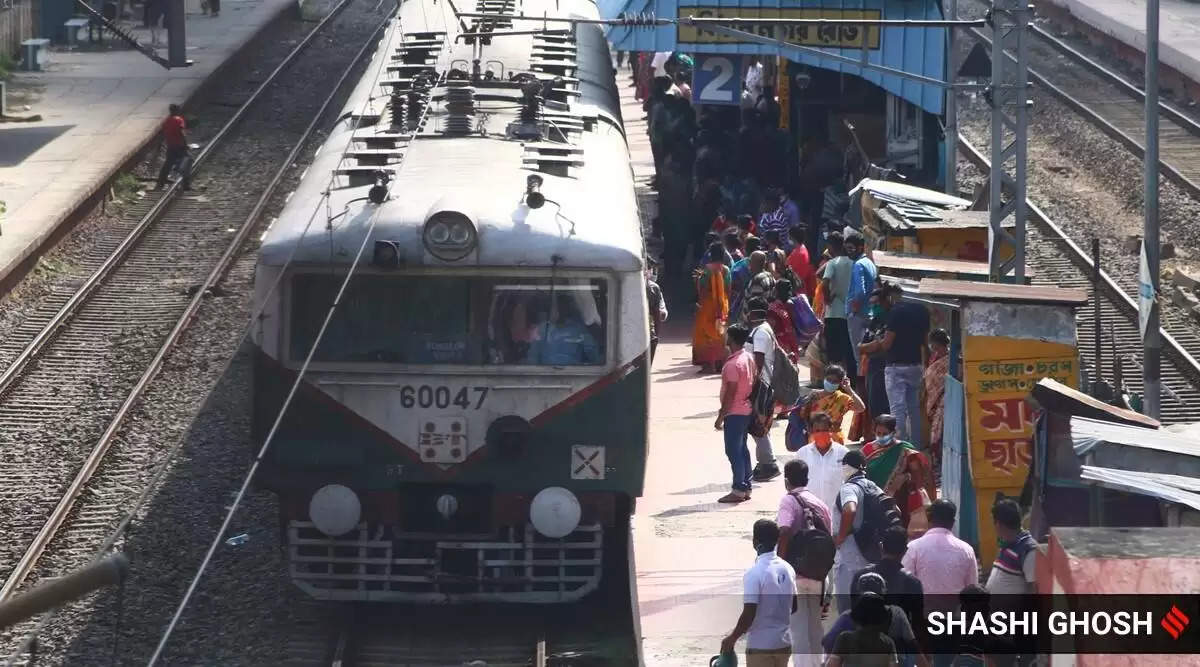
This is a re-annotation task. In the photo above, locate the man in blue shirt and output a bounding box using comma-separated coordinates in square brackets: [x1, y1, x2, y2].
[525, 299, 602, 366]
[845, 232, 877, 353]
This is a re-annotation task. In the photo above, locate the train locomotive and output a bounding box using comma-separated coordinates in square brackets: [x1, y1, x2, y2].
[250, 0, 648, 603]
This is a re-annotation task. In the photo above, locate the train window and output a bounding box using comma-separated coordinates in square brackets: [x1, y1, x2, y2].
[290, 274, 475, 364]
[484, 278, 607, 366]
[289, 274, 607, 367]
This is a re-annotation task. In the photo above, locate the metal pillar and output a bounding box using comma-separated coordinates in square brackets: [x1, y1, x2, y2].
[167, 0, 187, 68]
[1144, 0, 1162, 418]
[987, 0, 1029, 282]
[944, 0, 958, 195]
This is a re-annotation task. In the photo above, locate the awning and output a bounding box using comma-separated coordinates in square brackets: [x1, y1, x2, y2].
[1079, 465, 1200, 512]
[602, 0, 947, 114]
[1071, 416, 1200, 479]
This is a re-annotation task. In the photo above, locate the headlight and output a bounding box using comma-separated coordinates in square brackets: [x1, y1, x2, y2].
[422, 212, 477, 260]
[309, 484, 362, 537]
[529, 486, 581, 538]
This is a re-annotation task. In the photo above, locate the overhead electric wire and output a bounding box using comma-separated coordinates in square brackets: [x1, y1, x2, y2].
[145, 24, 453, 667]
[0, 8, 399, 666]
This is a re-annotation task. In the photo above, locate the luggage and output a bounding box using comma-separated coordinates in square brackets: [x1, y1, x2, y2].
[839, 476, 903, 563]
[784, 491, 836, 581]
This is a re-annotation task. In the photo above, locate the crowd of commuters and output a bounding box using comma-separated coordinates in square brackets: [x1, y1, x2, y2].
[619, 51, 1043, 667]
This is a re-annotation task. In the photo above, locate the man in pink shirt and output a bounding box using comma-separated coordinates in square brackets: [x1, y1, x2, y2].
[901, 499, 978, 610]
[715, 324, 755, 503]
[775, 459, 830, 666]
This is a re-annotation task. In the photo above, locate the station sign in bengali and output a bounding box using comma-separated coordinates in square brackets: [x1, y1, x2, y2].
[677, 7, 882, 49]
[964, 355, 1077, 484]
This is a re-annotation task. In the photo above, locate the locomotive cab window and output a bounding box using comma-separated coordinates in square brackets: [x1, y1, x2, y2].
[289, 273, 609, 367]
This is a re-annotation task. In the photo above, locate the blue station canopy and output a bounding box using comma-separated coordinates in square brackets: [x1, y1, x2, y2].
[601, 0, 947, 114]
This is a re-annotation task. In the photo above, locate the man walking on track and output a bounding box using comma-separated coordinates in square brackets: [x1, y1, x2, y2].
[156, 104, 192, 191]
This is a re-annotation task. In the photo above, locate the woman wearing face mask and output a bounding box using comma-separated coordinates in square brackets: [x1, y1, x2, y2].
[808, 364, 865, 444]
[862, 414, 935, 534]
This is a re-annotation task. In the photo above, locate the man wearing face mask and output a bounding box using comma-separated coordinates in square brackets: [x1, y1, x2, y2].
[794, 412, 849, 538]
[745, 298, 781, 482]
[844, 232, 877, 353]
[832, 449, 875, 614]
[721, 519, 797, 666]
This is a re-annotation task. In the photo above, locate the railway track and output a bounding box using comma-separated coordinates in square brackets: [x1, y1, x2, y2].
[956, 136, 1200, 422]
[319, 605, 629, 667]
[960, 3, 1200, 200]
[0, 0, 390, 646]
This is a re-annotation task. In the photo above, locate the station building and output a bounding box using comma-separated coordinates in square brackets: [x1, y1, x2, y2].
[600, 0, 951, 187]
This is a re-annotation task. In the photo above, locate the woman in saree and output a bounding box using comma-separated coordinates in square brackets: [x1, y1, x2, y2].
[692, 241, 731, 373]
[924, 328, 951, 466]
[863, 413, 936, 533]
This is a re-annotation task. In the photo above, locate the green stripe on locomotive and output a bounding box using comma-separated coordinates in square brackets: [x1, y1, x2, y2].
[251, 349, 648, 496]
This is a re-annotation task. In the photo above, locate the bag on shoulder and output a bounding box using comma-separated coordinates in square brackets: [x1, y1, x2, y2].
[841, 477, 903, 563]
[784, 492, 836, 581]
[770, 345, 801, 406]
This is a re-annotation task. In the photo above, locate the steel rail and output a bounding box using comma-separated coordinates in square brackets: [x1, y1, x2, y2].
[0, 0, 355, 402]
[955, 134, 1200, 380]
[0, 0, 370, 606]
[964, 25, 1200, 203]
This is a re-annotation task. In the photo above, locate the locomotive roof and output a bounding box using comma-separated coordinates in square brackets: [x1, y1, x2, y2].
[258, 0, 645, 272]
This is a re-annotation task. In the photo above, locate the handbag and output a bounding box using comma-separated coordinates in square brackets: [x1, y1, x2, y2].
[906, 488, 933, 540]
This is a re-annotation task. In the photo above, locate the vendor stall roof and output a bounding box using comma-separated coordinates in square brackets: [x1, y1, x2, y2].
[1030, 377, 1160, 429]
[603, 0, 948, 114]
[873, 250, 1035, 278]
[1079, 466, 1200, 513]
[852, 178, 970, 209]
[918, 278, 1088, 305]
[875, 207, 1009, 231]
[1071, 415, 1200, 479]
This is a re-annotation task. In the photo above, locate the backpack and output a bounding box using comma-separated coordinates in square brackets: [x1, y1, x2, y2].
[784, 491, 836, 581]
[839, 476, 903, 563]
[770, 345, 801, 406]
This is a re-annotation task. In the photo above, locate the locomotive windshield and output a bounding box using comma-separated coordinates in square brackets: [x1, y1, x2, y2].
[289, 274, 609, 367]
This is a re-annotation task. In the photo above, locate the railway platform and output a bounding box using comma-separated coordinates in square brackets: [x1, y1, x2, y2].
[619, 77, 814, 667]
[0, 0, 294, 287]
[1038, 0, 1200, 99]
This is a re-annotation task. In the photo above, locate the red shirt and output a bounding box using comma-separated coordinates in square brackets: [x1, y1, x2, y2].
[787, 245, 817, 299]
[162, 115, 186, 147]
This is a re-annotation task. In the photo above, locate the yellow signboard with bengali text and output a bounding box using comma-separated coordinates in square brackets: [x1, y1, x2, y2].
[678, 7, 882, 49]
[964, 352, 1077, 485]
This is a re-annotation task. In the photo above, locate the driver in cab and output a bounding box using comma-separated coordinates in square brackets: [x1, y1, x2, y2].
[524, 296, 602, 366]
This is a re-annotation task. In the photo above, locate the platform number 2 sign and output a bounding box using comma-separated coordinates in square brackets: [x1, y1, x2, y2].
[693, 55, 744, 106]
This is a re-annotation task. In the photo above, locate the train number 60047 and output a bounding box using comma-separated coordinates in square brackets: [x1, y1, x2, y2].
[398, 385, 489, 410]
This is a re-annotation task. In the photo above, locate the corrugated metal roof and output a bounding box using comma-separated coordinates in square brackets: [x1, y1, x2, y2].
[1072, 416, 1200, 459]
[602, 0, 947, 114]
[919, 278, 1088, 305]
[1079, 465, 1200, 512]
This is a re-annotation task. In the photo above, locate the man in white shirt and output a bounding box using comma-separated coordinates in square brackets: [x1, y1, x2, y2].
[745, 298, 780, 482]
[832, 449, 873, 614]
[722, 519, 797, 667]
[793, 412, 848, 615]
[793, 412, 849, 527]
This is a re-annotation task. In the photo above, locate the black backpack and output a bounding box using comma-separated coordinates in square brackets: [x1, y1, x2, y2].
[840, 476, 903, 563]
[784, 491, 836, 581]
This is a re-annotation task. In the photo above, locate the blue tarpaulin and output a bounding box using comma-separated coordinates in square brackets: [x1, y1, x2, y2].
[601, 0, 947, 115]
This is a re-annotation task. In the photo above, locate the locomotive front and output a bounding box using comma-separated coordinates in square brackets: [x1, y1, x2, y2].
[249, 2, 647, 603]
